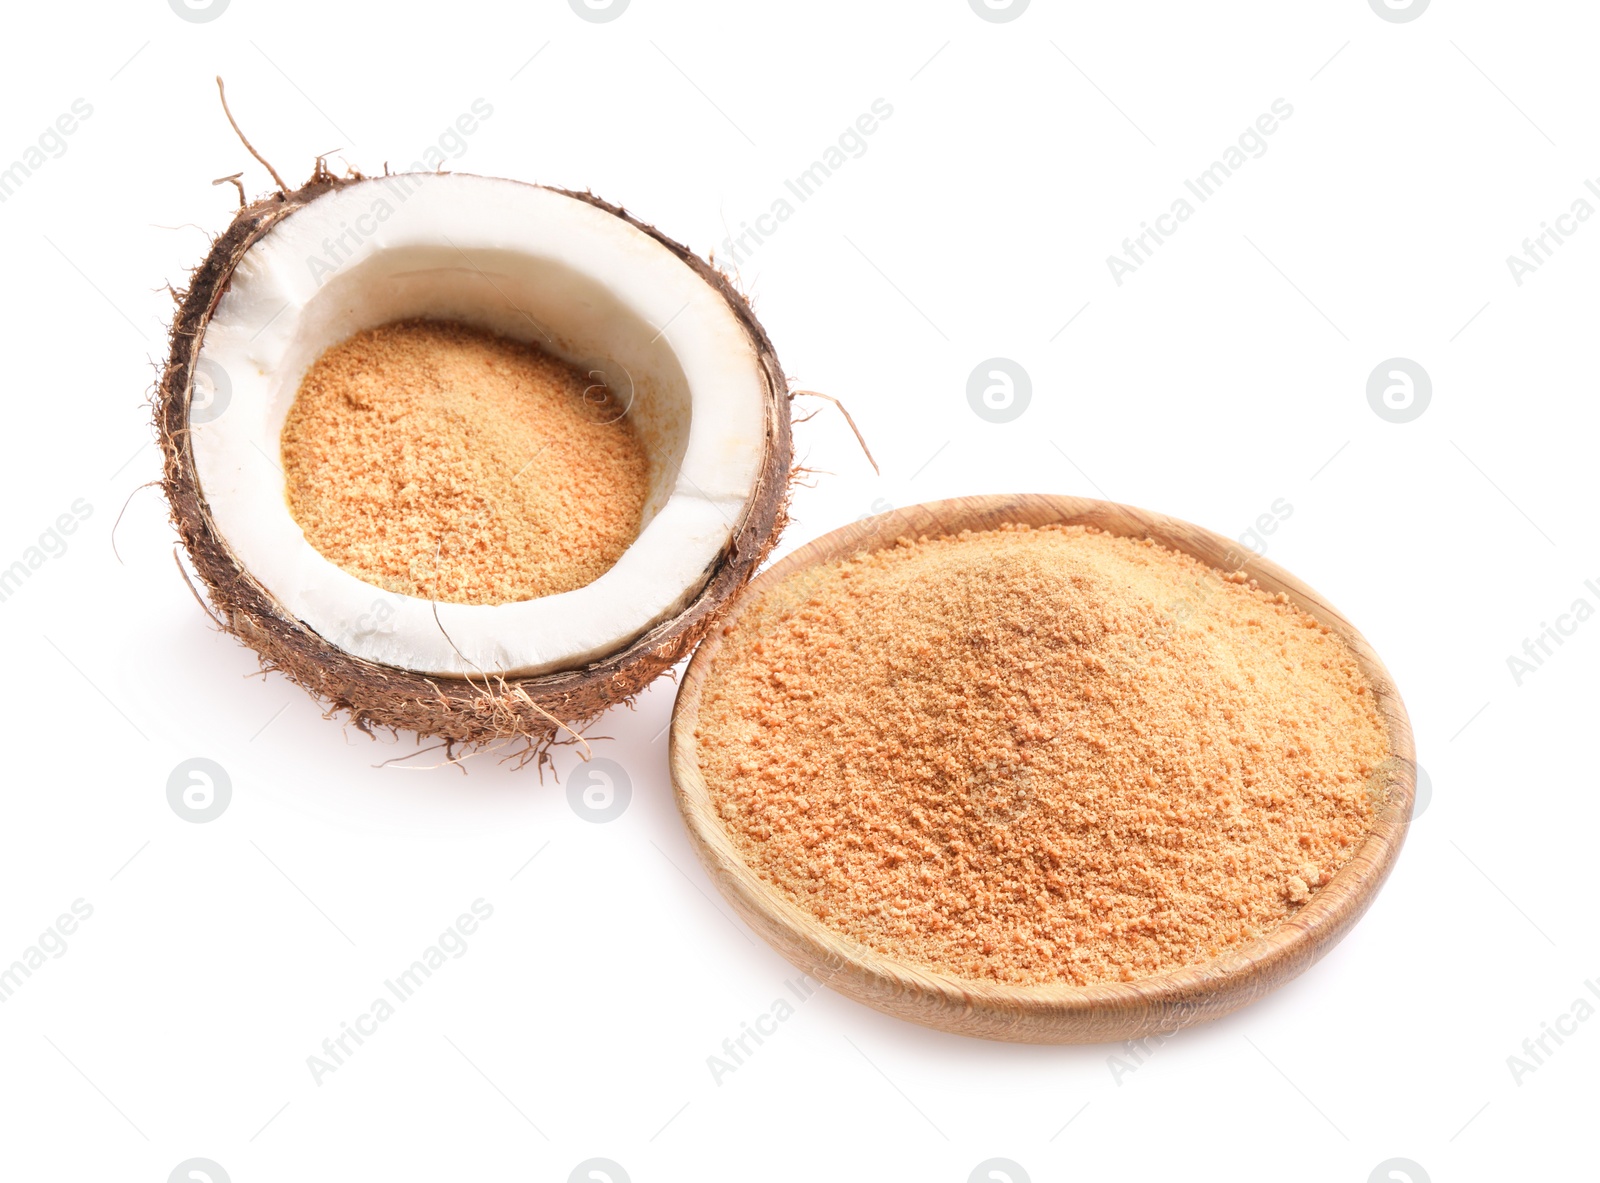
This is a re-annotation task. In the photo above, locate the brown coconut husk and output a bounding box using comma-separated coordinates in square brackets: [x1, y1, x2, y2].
[157, 169, 793, 767]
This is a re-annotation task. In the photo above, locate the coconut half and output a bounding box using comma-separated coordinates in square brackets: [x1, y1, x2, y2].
[159, 169, 791, 756]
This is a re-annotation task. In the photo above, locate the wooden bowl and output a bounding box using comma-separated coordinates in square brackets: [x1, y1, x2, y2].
[669, 494, 1415, 1043]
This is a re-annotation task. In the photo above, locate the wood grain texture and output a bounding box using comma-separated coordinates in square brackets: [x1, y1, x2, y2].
[669, 494, 1416, 1044]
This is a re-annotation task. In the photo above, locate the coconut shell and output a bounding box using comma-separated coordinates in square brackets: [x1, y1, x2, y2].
[157, 170, 793, 764]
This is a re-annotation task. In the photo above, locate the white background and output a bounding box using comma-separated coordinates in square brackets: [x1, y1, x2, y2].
[0, 1, 1593, 1180]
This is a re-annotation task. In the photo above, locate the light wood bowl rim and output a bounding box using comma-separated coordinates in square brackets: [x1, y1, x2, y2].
[669, 494, 1415, 1044]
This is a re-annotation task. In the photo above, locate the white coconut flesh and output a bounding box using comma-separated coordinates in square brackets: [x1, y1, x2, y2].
[191, 173, 768, 678]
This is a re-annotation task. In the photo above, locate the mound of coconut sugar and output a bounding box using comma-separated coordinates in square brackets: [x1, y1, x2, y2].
[280, 318, 650, 605]
[694, 524, 1391, 987]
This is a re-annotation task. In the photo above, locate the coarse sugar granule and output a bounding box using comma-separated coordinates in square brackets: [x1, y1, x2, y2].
[280, 318, 650, 606]
[694, 524, 1392, 987]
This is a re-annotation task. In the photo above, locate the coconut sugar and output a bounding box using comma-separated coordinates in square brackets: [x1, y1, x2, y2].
[280, 318, 650, 605]
[694, 524, 1391, 987]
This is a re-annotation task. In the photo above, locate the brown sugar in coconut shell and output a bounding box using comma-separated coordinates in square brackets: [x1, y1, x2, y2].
[157, 172, 793, 761]
[281, 318, 651, 606]
[693, 524, 1391, 987]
